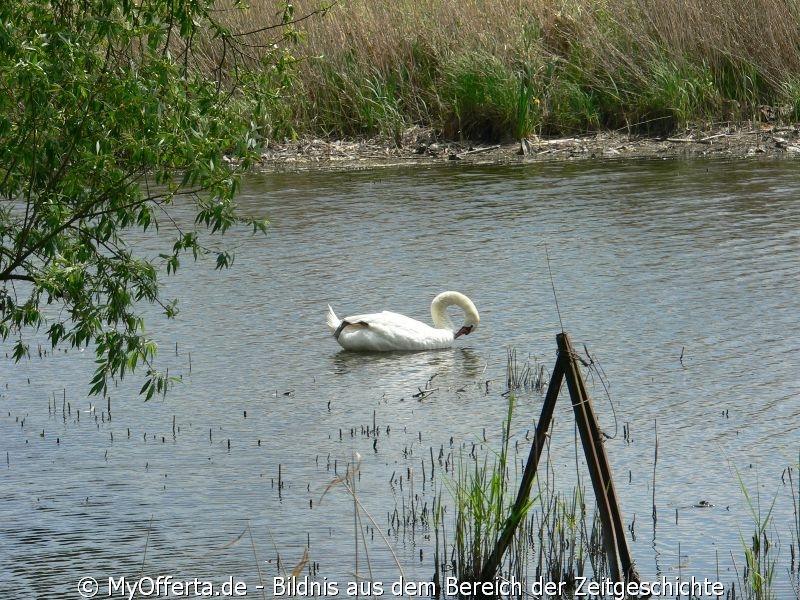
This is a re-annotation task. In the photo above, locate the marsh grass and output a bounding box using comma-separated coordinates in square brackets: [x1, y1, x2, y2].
[795, 459, 800, 567]
[734, 469, 778, 600]
[523, 480, 606, 593]
[205, 0, 800, 141]
[505, 348, 547, 394]
[321, 452, 406, 586]
[440, 389, 607, 597]
[791, 459, 800, 600]
[449, 395, 520, 583]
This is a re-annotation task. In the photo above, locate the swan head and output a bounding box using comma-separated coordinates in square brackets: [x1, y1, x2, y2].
[454, 324, 475, 338]
[431, 291, 480, 339]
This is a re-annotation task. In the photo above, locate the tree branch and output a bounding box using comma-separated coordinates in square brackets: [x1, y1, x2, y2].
[0, 273, 35, 283]
[232, 1, 338, 39]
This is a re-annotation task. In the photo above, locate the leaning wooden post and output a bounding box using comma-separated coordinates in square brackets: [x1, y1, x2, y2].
[476, 331, 638, 592]
[558, 332, 639, 583]
[478, 355, 566, 583]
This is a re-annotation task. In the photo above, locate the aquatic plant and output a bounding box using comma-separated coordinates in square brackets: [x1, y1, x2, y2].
[439, 386, 608, 598]
[787, 453, 800, 582]
[734, 468, 777, 600]
[505, 348, 547, 394]
[321, 452, 406, 587]
[449, 395, 522, 584]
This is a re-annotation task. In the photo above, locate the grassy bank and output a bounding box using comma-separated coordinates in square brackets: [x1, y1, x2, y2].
[213, 0, 800, 142]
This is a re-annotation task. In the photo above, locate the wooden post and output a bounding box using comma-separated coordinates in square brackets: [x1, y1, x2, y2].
[477, 331, 638, 590]
[558, 332, 639, 583]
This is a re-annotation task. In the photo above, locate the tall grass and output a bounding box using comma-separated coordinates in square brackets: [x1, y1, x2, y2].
[206, 0, 800, 141]
[450, 395, 521, 583]
[734, 469, 777, 600]
[321, 452, 407, 586]
[526, 482, 604, 592]
[789, 453, 800, 587]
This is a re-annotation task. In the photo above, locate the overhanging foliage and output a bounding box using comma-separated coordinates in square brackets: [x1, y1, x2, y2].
[0, 0, 302, 398]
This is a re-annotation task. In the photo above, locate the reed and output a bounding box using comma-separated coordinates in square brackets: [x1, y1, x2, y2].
[439, 389, 607, 597]
[449, 395, 519, 584]
[205, 0, 800, 141]
[505, 348, 547, 393]
[321, 452, 406, 586]
[789, 454, 800, 575]
[524, 480, 604, 593]
[734, 469, 777, 600]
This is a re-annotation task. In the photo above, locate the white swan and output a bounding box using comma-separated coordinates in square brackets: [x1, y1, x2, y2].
[327, 291, 480, 352]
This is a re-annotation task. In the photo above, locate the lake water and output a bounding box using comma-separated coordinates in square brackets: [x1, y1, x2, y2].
[2, 157, 799, 598]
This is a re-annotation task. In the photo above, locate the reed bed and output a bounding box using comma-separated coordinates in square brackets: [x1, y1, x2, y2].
[205, 0, 800, 141]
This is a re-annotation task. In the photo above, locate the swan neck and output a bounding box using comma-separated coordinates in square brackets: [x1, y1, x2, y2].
[431, 302, 455, 330]
[430, 291, 478, 331]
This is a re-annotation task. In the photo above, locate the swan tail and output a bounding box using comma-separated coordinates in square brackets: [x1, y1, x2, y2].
[326, 305, 341, 333]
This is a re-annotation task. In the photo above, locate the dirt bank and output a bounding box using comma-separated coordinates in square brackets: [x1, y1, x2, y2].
[255, 123, 800, 172]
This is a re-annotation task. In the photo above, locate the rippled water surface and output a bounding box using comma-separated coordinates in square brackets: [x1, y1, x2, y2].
[2, 158, 799, 597]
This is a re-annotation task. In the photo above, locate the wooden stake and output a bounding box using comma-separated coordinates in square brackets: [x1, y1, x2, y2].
[478, 331, 639, 586]
[561, 332, 639, 582]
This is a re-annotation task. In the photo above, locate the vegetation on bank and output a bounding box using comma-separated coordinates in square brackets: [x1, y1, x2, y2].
[216, 0, 800, 141]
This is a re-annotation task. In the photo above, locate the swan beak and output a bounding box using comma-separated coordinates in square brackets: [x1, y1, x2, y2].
[454, 325, 473, 339]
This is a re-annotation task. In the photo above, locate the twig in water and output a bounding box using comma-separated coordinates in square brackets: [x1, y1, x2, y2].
[140, 514, 154, 575]
[652, 420, 658, 524]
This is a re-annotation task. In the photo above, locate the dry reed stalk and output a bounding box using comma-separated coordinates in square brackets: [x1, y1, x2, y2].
[200, 0, 800, 137]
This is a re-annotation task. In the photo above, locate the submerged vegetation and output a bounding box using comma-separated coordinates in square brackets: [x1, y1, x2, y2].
[211, 0, 800, 141]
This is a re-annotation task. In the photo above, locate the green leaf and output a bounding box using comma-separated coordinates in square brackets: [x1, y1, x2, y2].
[0, 0, 285, 397]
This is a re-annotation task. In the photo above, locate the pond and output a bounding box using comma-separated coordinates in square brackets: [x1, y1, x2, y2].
[1, 157, 799, 598]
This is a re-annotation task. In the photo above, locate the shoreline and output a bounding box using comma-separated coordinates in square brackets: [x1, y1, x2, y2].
[254, 123, 800, 172]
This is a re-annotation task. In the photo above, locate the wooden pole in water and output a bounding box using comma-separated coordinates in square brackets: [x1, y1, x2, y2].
[478, 331, 638, 588]
[558, 332, 639, 583]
